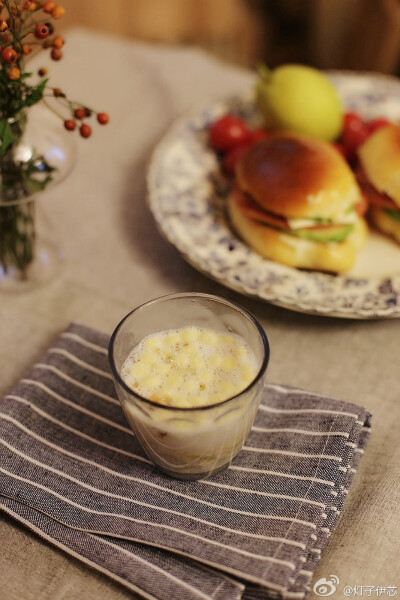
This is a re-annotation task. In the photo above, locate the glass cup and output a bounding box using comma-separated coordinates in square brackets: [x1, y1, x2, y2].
[108, 293, 269, 480]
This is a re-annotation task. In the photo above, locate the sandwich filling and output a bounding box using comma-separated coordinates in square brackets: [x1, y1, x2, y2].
[233, 184, 365, 243]
[356, 165, 400, 223]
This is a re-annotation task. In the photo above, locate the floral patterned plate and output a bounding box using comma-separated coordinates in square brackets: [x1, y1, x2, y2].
[147, 72, 400, 319]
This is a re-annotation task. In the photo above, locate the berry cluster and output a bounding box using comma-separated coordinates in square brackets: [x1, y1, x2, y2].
[0, 0, 66, 80]
[62, 103, 109, 138]
[0, 0, 109, 138]
[208, 115, 268, 175]
[208, 112, 393, 176]
[44, 86, 109, 138]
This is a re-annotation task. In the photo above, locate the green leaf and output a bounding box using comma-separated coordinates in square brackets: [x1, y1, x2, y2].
[24, 78, 48, 108]
[20, 72, 33, 81]
[0, 119, 14, 154]
[384, 208, 400, 222]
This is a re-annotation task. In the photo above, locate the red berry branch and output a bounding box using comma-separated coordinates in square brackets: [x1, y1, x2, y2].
[0, 0, 110, 277]
[0, 0, 109, 138]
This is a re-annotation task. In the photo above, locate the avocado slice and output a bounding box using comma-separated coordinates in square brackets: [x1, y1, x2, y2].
[290, 224, 354, 243]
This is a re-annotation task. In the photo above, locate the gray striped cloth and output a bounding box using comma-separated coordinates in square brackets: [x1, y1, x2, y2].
[0, 323, 371, 600]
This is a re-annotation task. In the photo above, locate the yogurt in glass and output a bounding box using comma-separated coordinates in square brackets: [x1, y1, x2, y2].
[109, 294, 269, 479]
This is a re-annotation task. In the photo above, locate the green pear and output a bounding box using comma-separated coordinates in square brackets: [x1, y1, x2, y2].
[255, 64, 343, 142]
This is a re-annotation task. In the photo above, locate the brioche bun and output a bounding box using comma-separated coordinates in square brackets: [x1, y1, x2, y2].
[235, 133, 362, 220]
[228, 189, 368, 273]
[358, 125, 400, 207]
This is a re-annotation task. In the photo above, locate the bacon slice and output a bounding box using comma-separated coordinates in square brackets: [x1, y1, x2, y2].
[232, 184, 289, 229]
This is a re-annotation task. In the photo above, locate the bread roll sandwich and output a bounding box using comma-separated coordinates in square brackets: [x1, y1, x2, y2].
[227, 132, 368, 273]
[357, 124, 400, 244]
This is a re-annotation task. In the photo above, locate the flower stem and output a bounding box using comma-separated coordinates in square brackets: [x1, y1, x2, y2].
[0, 199, 35, 276]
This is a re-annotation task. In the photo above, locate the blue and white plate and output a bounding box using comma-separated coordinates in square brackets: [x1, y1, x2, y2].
[147, 72, 400, 319]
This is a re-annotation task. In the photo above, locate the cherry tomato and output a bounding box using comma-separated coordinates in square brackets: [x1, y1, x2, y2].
[222, 145, 249, 175]
[208, 115, 249, 151]
[368, 117, 391, 134]
[341, 111, 369, 159]
[343, 111, 365, 133]
[248, 128, 269, 145]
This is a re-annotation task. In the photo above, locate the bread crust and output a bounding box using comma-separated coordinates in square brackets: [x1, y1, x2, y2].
[358, 125, 400, 207]
[228, 192, 368, 273]
[235, 133, 361, 220]
[369, 206, 400, 244]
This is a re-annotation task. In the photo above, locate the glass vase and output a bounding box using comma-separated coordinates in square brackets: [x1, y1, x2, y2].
[0, 107, 76, 292]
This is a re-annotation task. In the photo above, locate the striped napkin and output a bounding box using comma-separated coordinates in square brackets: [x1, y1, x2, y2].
[0, 323, 371, 600]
